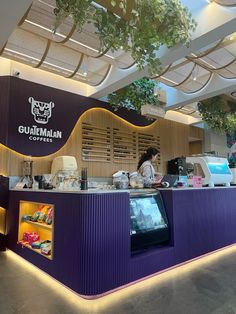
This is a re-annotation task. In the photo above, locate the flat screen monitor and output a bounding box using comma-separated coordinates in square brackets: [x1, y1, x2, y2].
[130, 192, 169, 252]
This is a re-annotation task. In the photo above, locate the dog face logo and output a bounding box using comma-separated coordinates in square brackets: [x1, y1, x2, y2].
[29, 97, 55, 124]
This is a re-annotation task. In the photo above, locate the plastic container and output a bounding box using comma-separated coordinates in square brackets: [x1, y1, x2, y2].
[129, 172, 144, 189]
[113, 171, 129, 189]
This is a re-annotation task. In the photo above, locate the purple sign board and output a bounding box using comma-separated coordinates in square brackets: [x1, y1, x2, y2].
[0, 76, 153, 156]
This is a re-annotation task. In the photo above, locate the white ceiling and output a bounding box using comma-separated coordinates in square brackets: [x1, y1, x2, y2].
[0, 0, 236, 120]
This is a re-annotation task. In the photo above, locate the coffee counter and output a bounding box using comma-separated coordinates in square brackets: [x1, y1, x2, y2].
[10, 187, 157, 194]
[7, 187, 236, 298]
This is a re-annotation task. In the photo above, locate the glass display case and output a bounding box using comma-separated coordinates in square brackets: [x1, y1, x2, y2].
[130, 192, 169, 252]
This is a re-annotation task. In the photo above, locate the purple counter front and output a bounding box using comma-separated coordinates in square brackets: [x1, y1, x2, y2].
[7, 188, 236, 298]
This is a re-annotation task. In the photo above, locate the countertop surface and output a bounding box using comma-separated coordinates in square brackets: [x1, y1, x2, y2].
[10, 187, 157, 194]
[10, 186, 236, 194]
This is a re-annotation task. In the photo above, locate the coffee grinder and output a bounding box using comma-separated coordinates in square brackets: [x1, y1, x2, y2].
[22, 157, 33, 188]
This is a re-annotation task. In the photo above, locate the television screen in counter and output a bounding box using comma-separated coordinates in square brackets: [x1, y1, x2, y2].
[130, 197, 167, 234]
[130, 193, 169, 252]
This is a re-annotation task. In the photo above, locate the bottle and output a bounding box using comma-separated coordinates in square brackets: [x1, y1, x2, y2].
[27, 176, 33, 189]
[32, 179, 38, 190]
[187, 172, 193, 187]
[120, 172, 129, 189]
[81, 167, 88, 190]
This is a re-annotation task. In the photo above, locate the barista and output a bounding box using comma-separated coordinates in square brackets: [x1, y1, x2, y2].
[137, 147, 160, 187]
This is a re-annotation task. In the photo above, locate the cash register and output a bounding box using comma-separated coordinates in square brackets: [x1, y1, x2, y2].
[186, 155, 232, 187]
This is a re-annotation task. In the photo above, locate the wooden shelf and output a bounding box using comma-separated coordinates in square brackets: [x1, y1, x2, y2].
[82, 122, 110, 132]
[18, 242, 52, 260]
[82, 157, 111, 162]
[22, 220, 52, 230]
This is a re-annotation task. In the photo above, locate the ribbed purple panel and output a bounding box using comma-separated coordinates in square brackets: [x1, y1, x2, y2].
[75, 193, 130, 294]
[171, 188, 236, 263]
[7, 188, 236, 297]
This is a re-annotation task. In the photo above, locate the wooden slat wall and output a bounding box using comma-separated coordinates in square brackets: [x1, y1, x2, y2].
[0, 109, 204, 177]
[81, 122, 111, 162]
[113, 128, 137, 163]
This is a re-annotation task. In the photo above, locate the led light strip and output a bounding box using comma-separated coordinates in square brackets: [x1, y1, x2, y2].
[4, 244, 236, 305]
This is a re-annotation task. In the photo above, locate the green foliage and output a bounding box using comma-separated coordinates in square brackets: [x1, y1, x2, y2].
[198, 97, 236, 134]
[107, 78, 161, 112]
[54, 0, 197, 75]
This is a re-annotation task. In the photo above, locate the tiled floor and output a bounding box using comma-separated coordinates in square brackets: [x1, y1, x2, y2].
[1, 248, 236, 314]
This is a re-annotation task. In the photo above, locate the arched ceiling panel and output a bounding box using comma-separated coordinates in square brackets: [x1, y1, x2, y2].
[1, 0, 138, 86]
[2, 28, 47, 66]
[213, 0, 236, 6]
[156, 60, 212, 93]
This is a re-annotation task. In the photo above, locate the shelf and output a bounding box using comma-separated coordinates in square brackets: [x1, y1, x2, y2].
[18, 201, 54, 260]
[22, 220, 52, 230]
[18, 242, 52, 260]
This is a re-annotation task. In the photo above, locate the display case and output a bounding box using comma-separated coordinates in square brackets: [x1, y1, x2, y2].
[17, 201, 54, 260]
[130, 191, 169, 252]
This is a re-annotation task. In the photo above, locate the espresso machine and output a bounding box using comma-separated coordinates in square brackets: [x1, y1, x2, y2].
[186, 155, 232, 187]
[167, 157, 187, 175]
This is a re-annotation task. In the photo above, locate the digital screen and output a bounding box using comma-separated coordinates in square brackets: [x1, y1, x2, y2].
[207, 162, 231, 175]
[130, 196, 167, 235]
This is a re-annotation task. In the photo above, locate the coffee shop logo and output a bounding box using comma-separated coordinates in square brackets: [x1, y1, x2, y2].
[17, 97, 63, 143]
[29, 97, 54, 125]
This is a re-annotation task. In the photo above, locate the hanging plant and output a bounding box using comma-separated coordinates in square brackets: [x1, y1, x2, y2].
[107, 77, 162, 112]
[54, 0, 197, 75]
[198, 96, 236, 134]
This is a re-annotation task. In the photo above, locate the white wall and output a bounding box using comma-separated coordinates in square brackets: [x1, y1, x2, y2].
[204, 127, 228, 157]
[0, 57, 89, 97]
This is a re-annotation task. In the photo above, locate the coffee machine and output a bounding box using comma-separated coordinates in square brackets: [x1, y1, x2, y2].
[167, 157, 187, 176]
[186, 155, 232, 187]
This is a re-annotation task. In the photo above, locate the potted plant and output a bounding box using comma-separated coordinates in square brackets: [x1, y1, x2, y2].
[107, 77, 165, 116]
[54, 0, 197, 75]
[198, 96, 236, 134]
